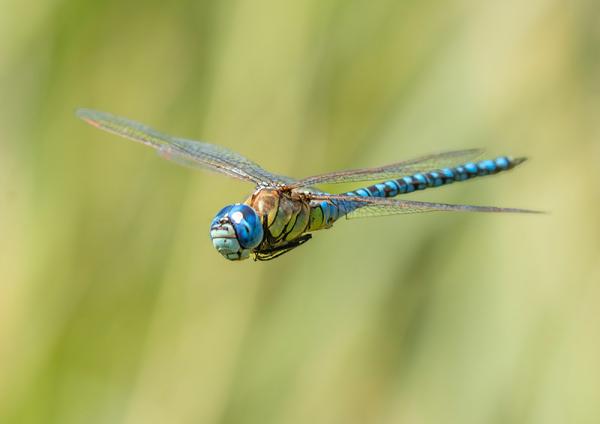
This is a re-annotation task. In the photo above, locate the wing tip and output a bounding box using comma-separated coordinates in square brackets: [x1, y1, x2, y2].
[75, 107, 103, 128]
[74, 107, 92, 118]
[500, 207, 545, 214]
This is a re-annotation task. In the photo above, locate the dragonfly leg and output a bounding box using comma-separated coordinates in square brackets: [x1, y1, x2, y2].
[254, 234, 312, 261]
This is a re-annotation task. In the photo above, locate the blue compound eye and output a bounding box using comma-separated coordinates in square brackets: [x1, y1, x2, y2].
[210, 204, 264, 260]
[226, 204, 263, 249]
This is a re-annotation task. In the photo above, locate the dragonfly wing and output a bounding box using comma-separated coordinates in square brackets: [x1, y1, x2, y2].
[76, 108, 295, 186]
[288, 149, 484, 188]
[307, 194, 541, 218]
[157, 137, 298, 185]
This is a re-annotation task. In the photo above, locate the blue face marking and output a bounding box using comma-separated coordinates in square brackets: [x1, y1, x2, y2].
[210, 204, 264, 260]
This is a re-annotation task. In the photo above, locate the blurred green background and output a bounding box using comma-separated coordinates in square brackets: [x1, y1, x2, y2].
[1, 0, 599, 423]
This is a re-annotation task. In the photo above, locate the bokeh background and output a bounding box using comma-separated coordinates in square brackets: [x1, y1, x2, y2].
[2, 0, 600, 423]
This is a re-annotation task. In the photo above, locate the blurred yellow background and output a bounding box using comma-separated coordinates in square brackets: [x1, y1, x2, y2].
[1, 0, 599, 423]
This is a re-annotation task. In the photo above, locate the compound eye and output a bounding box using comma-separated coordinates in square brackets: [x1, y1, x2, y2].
[209, 204, 263, 260]
[228, 204, 263, 249]
[210, 205, 232, 227]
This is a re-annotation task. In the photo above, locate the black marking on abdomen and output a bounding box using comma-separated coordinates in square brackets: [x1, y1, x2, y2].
[342, 156, 525, 200]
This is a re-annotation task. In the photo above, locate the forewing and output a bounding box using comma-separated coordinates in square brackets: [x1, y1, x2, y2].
[307, 194, 541, 218]
[288, 149, 484, 188]
[76, 108, 295, 186]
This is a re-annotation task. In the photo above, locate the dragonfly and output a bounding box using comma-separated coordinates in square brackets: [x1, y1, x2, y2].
[76, 108, 539, 261]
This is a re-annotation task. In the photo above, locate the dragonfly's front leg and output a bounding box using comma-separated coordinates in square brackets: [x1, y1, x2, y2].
[254, 234, 312, 261]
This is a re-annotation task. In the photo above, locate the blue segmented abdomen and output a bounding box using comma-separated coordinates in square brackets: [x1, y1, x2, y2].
[343, 156, 525, 200]
[308, 156, 525, 230]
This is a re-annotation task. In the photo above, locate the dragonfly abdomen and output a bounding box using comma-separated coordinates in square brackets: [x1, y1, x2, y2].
[344, 156, 525, 199]
[306, 156, 525, 231]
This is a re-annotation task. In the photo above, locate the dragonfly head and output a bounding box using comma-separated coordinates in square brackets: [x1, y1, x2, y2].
[209, 204, 264, 261]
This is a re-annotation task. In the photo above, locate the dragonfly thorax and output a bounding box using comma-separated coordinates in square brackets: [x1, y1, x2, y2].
[209, 204, 264, 261]
[247, 188, 312, 244]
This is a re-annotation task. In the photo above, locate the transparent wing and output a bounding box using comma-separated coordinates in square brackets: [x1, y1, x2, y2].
[76, 108, 296, 186]
[307, 194, 541, 218]
[287, 149, 484, 189]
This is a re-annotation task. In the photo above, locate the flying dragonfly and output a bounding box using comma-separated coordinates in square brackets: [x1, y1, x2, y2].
[76, 108, 539, 261]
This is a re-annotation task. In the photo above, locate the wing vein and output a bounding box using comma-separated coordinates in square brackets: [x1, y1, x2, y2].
[288, 149, 484, 188]
[76, 108, 295, 186]
[307, 194, 541, 217]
